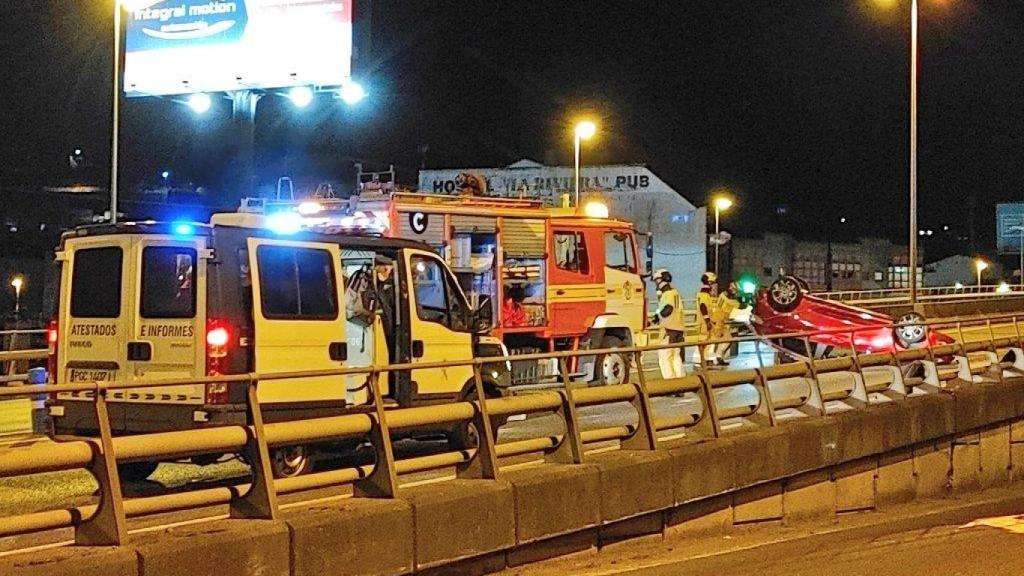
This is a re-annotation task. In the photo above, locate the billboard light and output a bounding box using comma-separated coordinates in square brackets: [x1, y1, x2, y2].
[187, 93, 212, 114]
[289, 86, 314, 108]
[339, 80, 366, 105]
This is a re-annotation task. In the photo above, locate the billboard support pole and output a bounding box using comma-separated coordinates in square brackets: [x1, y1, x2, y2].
[110, 3, 122, 224]
[232, 90, 262, 199]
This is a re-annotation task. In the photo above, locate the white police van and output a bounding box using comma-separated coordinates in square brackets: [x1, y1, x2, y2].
[47, 206, 503, 479]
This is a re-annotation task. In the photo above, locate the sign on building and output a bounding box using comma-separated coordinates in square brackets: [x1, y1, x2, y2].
[124, 0, 353, 97]
[996, 203, 1024, 254]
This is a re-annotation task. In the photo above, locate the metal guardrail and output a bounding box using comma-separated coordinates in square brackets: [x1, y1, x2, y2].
[815, 284, 1024, 304]
[1, 314, 1024, 547]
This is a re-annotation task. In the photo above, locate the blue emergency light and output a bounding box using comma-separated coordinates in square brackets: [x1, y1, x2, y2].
[172, 222, 196, 237]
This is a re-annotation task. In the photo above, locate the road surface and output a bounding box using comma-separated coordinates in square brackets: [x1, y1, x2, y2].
[614, 515, 1024, 576]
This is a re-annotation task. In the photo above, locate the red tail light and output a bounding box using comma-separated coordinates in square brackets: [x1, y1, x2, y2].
[205, 319, 233, 404]
[46, 319, 58, 386]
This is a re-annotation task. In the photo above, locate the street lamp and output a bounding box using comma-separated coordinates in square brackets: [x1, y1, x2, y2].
[10, 276, 23, 317]
[975, 259, 988, 288]
[573, 121, 597, 207]
[713, 195, 734, 277]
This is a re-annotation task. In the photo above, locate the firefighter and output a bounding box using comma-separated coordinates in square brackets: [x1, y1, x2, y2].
[650, 269, 686, 378]
[711, 281, 742, 365]
[696, 272, 718, 365]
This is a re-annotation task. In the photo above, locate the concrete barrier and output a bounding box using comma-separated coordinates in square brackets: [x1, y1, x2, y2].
[9, 376, 1024, 575]
[285, 498, 414, 576]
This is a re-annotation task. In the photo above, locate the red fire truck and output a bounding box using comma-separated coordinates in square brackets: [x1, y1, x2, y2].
[275, 189, 652, 385]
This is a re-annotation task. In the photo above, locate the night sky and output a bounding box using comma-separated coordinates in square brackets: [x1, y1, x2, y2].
[3, 1, 1024, 249]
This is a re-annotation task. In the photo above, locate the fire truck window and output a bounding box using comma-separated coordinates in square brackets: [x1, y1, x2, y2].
[141, 247, 197, 319]
[554, 232, 589, 274]
[604, 232, 636, 273]
[71, 247, 122, 318]
[256, 246, 338, 320]
[411, 255, 467, 330]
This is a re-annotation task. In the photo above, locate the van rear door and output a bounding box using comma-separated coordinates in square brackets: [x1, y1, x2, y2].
[129, 238, 205, 401]
[59, 234, 207, 406]
[59, 237, 133, 393]
[247, 238, 348, 404]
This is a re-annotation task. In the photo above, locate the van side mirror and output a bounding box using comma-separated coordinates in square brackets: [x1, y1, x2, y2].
[473, 296, 494, 333]
[638, 232, 654, 278]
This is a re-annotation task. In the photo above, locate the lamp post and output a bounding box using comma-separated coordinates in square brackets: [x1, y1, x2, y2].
[713, 196, 733, 276]
[975, 259, 988, 288]
[573, 121, 597, 207]
[908, 0, 920, 305]
[872, 0, 921, 303]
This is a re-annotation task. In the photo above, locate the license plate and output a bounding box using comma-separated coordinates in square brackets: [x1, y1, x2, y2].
[68, 369, 115, 383]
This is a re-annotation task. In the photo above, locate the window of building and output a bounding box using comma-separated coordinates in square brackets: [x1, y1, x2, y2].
[141, 247, 196, 319]
[554, 232, 589, 274]
[256, 246, 338, 320]
[71, 247, 122, 318]
[887, 266, 924, 289]
[604, 232, 636, 273]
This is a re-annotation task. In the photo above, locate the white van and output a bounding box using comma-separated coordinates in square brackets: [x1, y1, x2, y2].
[47, 213, 503, 478]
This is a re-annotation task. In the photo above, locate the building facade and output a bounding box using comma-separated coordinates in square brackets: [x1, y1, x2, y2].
[418, 160, 707, 297]
[731, 233, 922, 292]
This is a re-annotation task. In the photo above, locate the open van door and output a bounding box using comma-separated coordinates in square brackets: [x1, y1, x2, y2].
[247, 238, 348, 405]
[404, 250, 475, 398]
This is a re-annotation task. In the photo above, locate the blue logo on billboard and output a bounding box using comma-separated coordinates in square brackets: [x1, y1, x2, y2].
[127, 0, 248, 52]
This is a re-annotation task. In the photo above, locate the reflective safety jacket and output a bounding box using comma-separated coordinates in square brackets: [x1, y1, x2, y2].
[696, 288, 715, 336]
[657, 287, 686, 332]
[711, 292, 740, 338]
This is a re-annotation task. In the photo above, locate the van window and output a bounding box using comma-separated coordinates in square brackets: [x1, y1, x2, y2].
[554, 232, 589, 274]
[71, 247, 122, 318]
[411, 255, 467, 330]
[604, 232, 636, 273]
[256, 246, 338, 320]
[141, 247, 197, 318]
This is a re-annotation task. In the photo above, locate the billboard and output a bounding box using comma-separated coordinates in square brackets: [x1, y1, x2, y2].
[124, 0, 353, 97]
[996, 203, 1024, 254]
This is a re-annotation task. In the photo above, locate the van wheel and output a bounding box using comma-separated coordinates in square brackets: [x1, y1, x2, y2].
[271, 446, 311, 478]
[593, 335, 631, 386]
[449, 384, 504, 451]
[118, 461, 159, 483]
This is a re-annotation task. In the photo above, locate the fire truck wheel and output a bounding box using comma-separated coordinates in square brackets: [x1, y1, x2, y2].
[593, 335, 631, 386]
[117, 461, 159, 483]
[271, 445, 312, 478]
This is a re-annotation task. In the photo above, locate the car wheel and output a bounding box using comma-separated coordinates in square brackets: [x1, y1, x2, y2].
[893, 312, 928, 348]
[271, 445, 312, 478]
[767, 276, 804, 312]
[117, 461, 159, 483]
[592, 335, 632, 386]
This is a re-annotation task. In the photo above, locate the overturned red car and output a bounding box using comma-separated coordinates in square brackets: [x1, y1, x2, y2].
[752, 276, 955, 356]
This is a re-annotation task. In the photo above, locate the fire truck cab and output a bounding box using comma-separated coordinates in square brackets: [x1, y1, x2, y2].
[341, 190, 652, 385]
